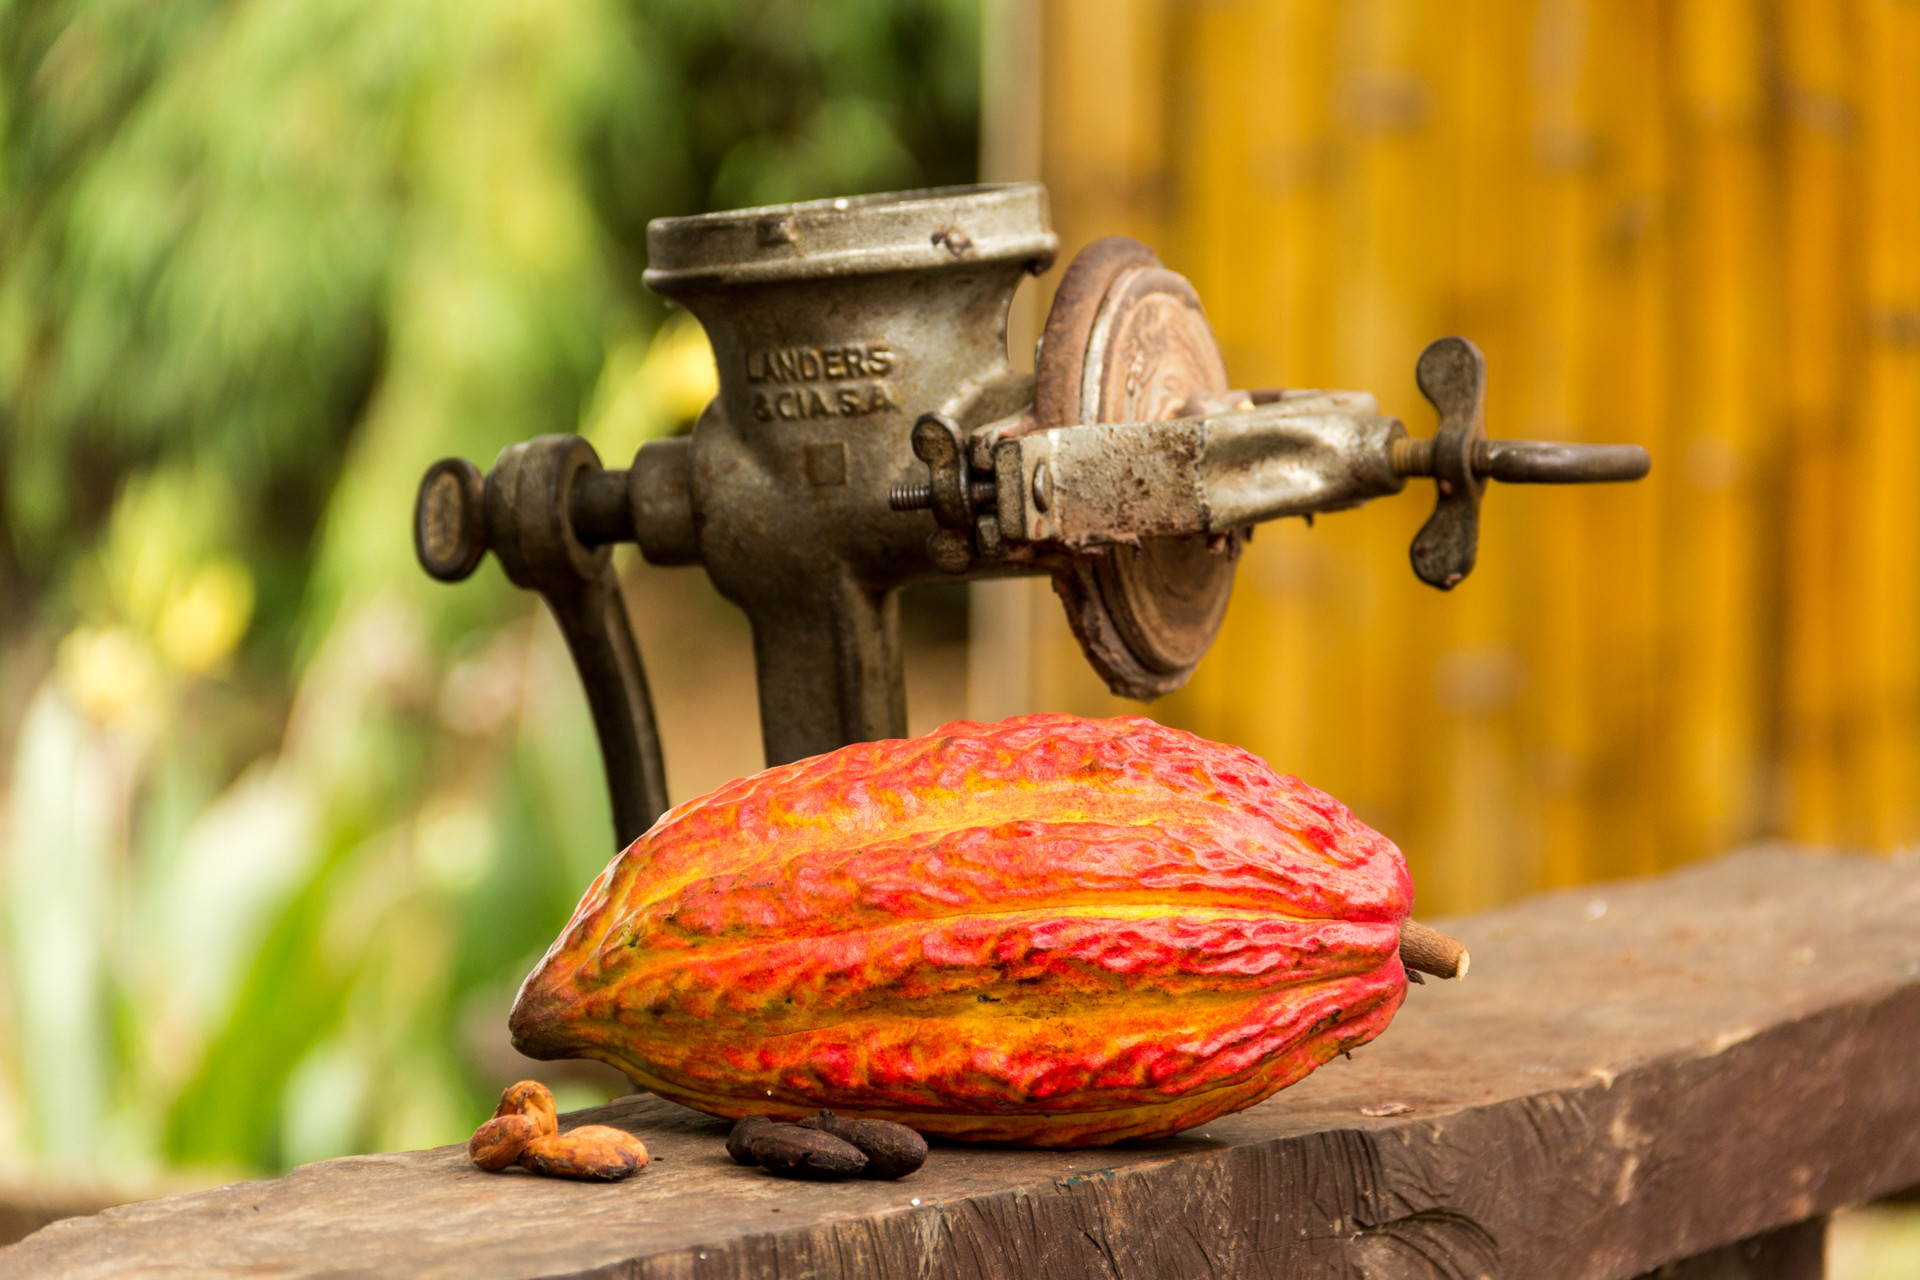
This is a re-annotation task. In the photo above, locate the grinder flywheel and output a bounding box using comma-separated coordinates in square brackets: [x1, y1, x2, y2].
[1034, 236, 1240, 701]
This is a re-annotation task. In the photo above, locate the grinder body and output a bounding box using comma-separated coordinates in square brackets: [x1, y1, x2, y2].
[415, 184, 1648, 847]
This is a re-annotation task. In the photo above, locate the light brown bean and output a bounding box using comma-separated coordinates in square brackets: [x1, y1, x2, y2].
[518, 1125, 649, 1181]
[468, 1113, 540, 1171]
[492, 1080, 558, 1137]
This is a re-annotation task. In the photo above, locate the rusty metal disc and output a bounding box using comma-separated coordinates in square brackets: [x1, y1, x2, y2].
[1035, 237, 1239, 700]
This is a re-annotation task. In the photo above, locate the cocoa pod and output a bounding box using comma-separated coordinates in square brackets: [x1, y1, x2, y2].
[493, 1080, 558, 1137]
[512, 713, 1418, 1147]
[797, 1111, 927, 1180]
[747, 1124, 867, 1180]
[517, 1125, 649, 1181]
[468, 1112, 540, 1171]
[727, 1115, 773, 1166]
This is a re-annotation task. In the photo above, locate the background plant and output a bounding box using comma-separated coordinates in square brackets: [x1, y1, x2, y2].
[0, 0, 979, 1178]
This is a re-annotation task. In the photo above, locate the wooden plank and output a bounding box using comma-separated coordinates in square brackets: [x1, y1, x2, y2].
[1850, 0, 1920, 847]
[0, 1186, 122, 1251]
[1315, 0, 1439, 859]
[1030, 0, 1177, 722]
[1666, 0, 1777, 862]
[1581, 0, 1673, 882]
[1778, 0, 1858, 848]
[1165, 0, 1345, 810]
[1419, 0, 1530, 914]
[9, 847, 1919, 1280]
[967, 0, 1047, 725]
[1518, 0, 1600, 893]
[1635, 1218, 1826, 1280]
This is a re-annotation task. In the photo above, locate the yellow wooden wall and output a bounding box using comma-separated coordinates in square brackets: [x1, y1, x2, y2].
[1010, 0, 1920, 913]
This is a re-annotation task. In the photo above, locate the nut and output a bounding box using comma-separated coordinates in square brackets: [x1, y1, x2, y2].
[517, 1125, 649, 1181]
[727, 1115, 774, 1166]
[468, 1113, 541, 1171]
[747, 1124, 867, 1180]
[493, 1080, 558, 1137]
[797, 1111, 928, 1179]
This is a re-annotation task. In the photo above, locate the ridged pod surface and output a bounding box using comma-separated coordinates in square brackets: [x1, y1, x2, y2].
[511, 714, 1413, 1147]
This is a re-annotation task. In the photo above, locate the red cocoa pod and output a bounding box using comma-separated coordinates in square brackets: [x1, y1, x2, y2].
[468, 1113, 540, 1171]
[727, 1115, 774, 1166]
[747, 1125, 867, 1180]
[510, 713, 1415, 1148]
[517, 1125, 649, 1181]
[798, 1111, 928, 1180]
[493, 1080, 558, 1137]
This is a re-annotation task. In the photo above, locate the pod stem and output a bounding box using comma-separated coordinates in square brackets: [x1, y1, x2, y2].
[1400, 919, 1470, 980]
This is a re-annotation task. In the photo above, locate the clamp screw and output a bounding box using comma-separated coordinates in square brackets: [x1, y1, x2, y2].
[888, 479, 996, 511]
[889, 482, 934, 511]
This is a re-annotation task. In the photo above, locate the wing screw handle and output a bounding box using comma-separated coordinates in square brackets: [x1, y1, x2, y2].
[1397, 336, 1650, 590]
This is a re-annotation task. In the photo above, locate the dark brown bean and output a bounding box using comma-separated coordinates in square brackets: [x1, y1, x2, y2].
[747, 1124, 867, 1180]
[468, 1113, 540, 1171]
[493, 1080, 558, 1137]
[727, 1115, 774, 1166]
[518, 1125, 649, 1181]
[797, 1111, 929, 1180]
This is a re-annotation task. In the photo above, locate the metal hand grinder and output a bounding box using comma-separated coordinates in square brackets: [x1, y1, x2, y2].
[413, 185, 1649, 847]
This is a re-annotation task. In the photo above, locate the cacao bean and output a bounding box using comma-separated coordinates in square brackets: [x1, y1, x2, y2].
[727, 1115, 773, 1166]
[493, 1080, 558, 1137]
[747, 1124, 867, 1180]
[797, 1111, 928, 1180]
[468, 1112, 540, 1171]
[517, 1125, 649, 1181]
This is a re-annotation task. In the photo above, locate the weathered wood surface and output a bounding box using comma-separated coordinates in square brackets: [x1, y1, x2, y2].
[0, 1185, 125, 1252]
[7, 847, 1920, 1280]
[1634, 1218, 1826, 1280]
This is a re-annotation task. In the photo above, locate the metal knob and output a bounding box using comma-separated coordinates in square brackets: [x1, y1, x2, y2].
[414, 457, 488, 582]
[411, 439, 668, 846]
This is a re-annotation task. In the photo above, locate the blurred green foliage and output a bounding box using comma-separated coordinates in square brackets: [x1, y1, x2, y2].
[0, 0, 978, 1178]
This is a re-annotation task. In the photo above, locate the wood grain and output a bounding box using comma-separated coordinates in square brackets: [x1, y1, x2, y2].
[6, 848, 1918, 1279]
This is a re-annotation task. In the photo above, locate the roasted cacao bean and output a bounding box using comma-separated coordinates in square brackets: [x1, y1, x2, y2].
[493, 1080, 558, 1137]
[468, 1112, 540, 1171]
[747, 1124, 867, 1180]
[797, 1111, 928, 1180]
[517, 1125, 649, 1181]
[727, 1115, 773, 1166]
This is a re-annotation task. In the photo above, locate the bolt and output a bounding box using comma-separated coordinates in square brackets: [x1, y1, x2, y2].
[1390, 437, 1432, 477]
[1031, 461, 1053, 512]
[889, 479, 996, 512]
[1393, 436, 1500, 479]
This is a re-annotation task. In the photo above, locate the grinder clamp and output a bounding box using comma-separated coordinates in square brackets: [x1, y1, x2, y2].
[414, 185, 1648, 847]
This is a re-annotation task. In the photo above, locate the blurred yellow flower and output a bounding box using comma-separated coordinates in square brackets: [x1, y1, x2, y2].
[651, 313, 721, 424]
[157, 559, 256, 675]
[56, 626, 161, 725]
[414, 798, 496, 892]
[583, 312, 718, 461]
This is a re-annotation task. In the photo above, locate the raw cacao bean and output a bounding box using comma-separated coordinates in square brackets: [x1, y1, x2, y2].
[493, 1080, 558, 1137]
[747, 1125, 867, 1180]
[468, 1113, 540, 1171]
[727, 1115, 773, 1166]
[797, 1111, 927, 1180]
[517, 1125, 649, 1181]
[511, 713, 1418, 1147]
